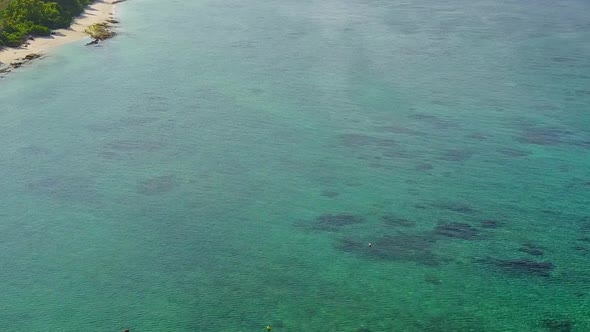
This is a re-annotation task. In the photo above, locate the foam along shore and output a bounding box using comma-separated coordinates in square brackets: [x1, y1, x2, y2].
[0, 0, 119, 71]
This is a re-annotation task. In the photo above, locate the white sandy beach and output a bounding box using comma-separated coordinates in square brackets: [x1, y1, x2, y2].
[0, 0, 117, 67]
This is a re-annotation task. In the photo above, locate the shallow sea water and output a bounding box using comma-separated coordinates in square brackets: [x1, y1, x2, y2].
[1, 0, 590, 330]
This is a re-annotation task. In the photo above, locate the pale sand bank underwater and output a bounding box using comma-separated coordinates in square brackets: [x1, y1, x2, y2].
[0, 0, 118, 69]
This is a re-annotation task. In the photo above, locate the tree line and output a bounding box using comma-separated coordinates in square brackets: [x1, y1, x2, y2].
[0, 0, 93, 47]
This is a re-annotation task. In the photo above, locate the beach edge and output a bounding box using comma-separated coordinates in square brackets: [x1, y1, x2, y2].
[0, 0, 118, 72]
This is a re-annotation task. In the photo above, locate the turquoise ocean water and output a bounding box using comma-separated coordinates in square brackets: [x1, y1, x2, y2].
[1, 0, 590, 330]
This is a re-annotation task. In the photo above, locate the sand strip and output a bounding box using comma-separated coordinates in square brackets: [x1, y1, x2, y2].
[0, 0, 117, 68]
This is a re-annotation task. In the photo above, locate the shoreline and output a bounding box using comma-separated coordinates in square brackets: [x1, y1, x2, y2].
[0, 0, 118, 71]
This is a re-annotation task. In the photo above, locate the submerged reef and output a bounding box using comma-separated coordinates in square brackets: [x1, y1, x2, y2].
[409, 113, 461, 130]
[434, 222, 479, 240]
[339, 233, 442, 266]
[312, 213, 364, 231]
[414, 162, 434, 171]
[339, 133, 396, 148]
[439, 149, 474, 162]
[518, 243, 545, 256]
[515, 125, 585, 147]
[355, 328, 372, 332]
[374, 125, 421, 136]
[432, 201, 476, 214]
[424, 273, 442, 285]
[27, 176, 96, 201]
[485, 258, 555, 277]
[466, 132, 489, 140]
[517, 126, 570, 146]
[541, 318, 574, 332]
[382, 215, 416, 227]
[137, 175, 178, 195]
[101, 140, 164, 159]
[320, 190, 339, 198]
[480, 219, 503, 229]
[498, 148, 531, 157]
[420, 313, 486, 332]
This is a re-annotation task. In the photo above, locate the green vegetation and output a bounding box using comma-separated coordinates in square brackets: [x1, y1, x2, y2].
[84, 22, 114, 40]
[0, 0, 93, 47]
